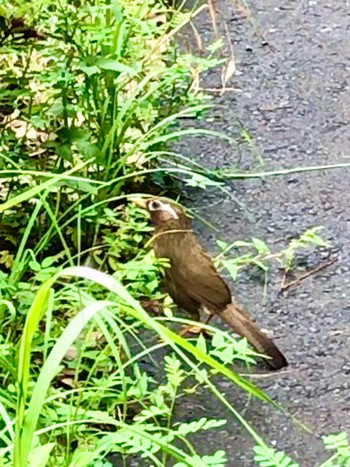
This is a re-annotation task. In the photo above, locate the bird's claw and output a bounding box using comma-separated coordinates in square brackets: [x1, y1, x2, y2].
[179, 324, 212, 339]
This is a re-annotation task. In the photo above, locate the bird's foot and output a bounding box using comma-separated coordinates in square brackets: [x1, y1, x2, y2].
[140, 298, 163, 316]
[179, 324, 211, 339]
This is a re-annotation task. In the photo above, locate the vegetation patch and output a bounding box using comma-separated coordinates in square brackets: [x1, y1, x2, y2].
[0, 0, 348, 466]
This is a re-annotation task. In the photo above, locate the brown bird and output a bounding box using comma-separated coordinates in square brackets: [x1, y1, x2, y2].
[132, 196, 288, 370]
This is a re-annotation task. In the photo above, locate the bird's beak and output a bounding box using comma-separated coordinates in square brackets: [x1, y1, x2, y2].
[130, 197, 149, 209]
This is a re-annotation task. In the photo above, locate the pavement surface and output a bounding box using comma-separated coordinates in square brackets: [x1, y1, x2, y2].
[173, 0, 350, 465]
[112, 2, 350, 466]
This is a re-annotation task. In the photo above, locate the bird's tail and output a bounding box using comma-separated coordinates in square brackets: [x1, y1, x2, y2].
[219, 301, 288, 370]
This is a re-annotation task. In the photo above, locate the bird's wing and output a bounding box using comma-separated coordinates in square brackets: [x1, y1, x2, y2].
[154, 229, 288, 371]
[166, 235, 232, 313]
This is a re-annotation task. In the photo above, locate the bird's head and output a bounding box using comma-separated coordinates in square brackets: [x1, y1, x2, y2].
[131, 197, 191, 229]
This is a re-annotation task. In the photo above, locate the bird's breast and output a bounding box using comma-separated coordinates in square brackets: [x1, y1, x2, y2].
[153, 231, 190, 266]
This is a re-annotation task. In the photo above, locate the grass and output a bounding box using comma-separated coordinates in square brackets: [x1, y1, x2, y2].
[0, 0, 349, 466]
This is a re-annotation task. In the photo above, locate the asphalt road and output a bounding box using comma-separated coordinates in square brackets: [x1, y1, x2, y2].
[173, 0, 350, 465]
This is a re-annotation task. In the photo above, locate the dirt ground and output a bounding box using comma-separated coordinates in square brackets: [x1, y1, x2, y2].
[173, 0, 350, 465]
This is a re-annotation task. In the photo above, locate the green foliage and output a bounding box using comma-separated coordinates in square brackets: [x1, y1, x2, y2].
[321, 432, 350, 467]
[254, 432, 350, 467]
[215, 227, 330, 281]
[0, 0, 348, 465]
[0, 0, 223, 268]
[253, 445, 299, 467]
[0, 265, 273, 466]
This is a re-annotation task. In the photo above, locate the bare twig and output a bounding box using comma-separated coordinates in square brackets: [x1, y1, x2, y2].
[280, 258, 338, 292]
[239, 368, 292, 378]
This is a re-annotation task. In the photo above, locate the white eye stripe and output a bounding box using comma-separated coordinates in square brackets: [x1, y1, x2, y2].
[162, 204, 179, 219]
[149, 200, 179, 219]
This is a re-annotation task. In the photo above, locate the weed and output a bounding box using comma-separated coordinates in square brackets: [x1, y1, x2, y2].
[215, 227, 330, 284]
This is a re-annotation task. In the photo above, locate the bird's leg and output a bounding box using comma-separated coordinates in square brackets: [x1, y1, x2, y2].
[179, 324, 206, 336]
[204, 312, 214, 325]
[178, 309, 202, 336]
[140, 298, 163, 316]
[179, 309, 212, 338]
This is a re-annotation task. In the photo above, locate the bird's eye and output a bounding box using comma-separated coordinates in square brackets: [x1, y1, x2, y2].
[148, 200, 162, 211]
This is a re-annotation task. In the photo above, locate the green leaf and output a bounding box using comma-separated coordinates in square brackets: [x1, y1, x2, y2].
[216, 239, 228, 250]
[252, 259, 269, 272]
[201, 449, 227, 467]
[41, 256, 57, 268]
[196, 333, 207, 355]
[175, 418, 226, 437]
[64, 179, 99, 194]
[233, 240, 252, 248]
[79, 64, 100, 76]
[252, 237, 270, 254]
[29, 260, 41, 272]
[28, 442, 56, 467]
[222, 260, 239, 280]
[97, 59, 138, 75]
[55, 144, 73, 163]
[323, 432, 349, 451]
[253, 445, 299, 467]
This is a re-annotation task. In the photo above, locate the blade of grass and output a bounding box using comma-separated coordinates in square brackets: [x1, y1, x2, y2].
[220, 162, 350, 179]
[0, 159, 93, 214]
[15, 300, 115, 467]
